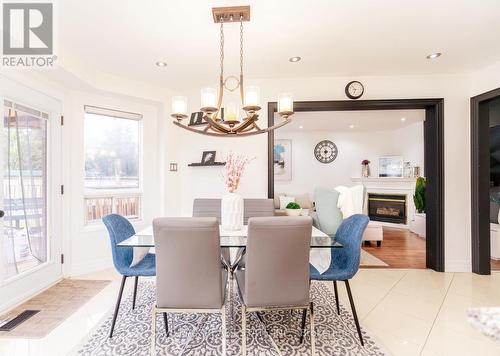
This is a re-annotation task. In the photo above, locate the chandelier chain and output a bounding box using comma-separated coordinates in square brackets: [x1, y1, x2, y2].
[219, 17, 224, 79]
[240, 15, 244, 76]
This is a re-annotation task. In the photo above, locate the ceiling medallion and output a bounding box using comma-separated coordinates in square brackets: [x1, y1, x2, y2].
[170, 5, 294, 137]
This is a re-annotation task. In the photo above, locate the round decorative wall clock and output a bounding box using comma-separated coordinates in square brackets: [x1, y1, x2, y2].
[345, 80, 364, 99]
[314, 140, 338, 163]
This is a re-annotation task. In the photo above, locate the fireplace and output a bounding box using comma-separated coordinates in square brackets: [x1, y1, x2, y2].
[368, 193, 407, 224]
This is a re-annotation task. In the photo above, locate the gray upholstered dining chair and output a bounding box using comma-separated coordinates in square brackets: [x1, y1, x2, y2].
[235, 216, 315, 356]
[151, 217, 227, 355]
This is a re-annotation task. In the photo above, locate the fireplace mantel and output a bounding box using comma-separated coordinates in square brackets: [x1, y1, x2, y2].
[351, 177, 416, 183]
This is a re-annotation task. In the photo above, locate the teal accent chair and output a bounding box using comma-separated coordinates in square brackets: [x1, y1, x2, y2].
[312, 187, 343, 236]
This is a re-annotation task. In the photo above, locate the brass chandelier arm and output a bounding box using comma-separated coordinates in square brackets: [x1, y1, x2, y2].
[173, 118, 292, 137]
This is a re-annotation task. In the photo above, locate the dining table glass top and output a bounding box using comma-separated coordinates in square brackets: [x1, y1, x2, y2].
[117, 225, 343, 249]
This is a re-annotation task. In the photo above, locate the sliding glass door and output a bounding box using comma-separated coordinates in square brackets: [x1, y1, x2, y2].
[1, 103, 48, 280]
[0, 78, 62, 311]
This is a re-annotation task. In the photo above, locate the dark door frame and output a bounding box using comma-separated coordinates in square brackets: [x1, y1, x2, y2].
[471, 87, 500, 275]
[268, 99, 445, 272]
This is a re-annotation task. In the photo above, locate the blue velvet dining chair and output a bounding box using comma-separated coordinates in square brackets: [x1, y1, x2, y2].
[102, 214, 162, 338]
[309, 214, 369, 346]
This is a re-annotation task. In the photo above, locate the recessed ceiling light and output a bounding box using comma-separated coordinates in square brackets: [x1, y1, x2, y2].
[426, 52, 442, 60]
[299, 125, 304, 129]
[401, 117, 406, 122]
[349, 124, 354, 129]
[289, 56, 301, 63]
[156, 61, 167, 67]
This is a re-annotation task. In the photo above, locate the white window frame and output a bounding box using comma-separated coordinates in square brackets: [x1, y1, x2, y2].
[83, 105, 143, 225]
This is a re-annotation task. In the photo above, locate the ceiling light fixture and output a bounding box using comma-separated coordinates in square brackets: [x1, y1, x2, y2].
[401, 117, 406, 122]
[170, 6, 294, 137]
[349, 124, 355, 129]
[426, 52, 442, 60]
[299, 125, 304, 129]
[289, 56, 301, 63]
[156, 61, 167, 67]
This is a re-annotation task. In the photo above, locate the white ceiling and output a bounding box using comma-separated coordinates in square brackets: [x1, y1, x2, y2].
[57, 0, 500, 89]
[277, 109, 425, 132]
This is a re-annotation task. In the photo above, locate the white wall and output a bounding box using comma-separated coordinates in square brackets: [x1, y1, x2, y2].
[274, 122, 424, 198]
[172, 73, 472, 271]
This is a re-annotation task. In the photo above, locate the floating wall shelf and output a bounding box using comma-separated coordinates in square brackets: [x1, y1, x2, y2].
[187, 162, 226, 167]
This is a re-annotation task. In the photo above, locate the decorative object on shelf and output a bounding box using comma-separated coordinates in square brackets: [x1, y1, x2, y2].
[274, 139, 292, 181]
[188, 151, 226, 167]
[170, 6, 294, 137]
[201, 151, 216, 165]
[413, 177, 426, 213]
[188, 112, 206, 126]
[285, 202, 302, 216]
[378, 156, 403, 177]
[169, 163, 178, 172]
[221, 153, 253, 230]
[403, 161, 412, 178]
[413, 166, 421, 178]
[490, 192, 500, 224]
[345, 81, 364, 99]
[361, 159, 371, 178]
[314, 140, 338, 164]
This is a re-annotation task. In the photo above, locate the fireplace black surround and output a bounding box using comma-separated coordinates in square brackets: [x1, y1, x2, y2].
[368, 193, 406, 224]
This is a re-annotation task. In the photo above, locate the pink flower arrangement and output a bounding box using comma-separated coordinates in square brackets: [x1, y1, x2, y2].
[361, 159, 370, 165]
[222, 153, 253, 193]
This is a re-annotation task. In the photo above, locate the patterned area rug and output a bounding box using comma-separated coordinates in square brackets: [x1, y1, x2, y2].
[76, 281, 388, 355]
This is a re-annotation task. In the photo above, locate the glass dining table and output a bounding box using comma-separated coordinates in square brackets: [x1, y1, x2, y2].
[117, 225, 343, 249]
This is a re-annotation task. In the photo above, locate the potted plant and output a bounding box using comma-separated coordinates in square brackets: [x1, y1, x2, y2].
[285, 202, 302, 216]
[412, 177, 426, 238]
[361, 159, 370, 178]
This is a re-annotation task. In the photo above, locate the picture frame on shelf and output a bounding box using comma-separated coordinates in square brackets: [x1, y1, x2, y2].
[378, 156, 403, 177]
[201, 151, 216, 165]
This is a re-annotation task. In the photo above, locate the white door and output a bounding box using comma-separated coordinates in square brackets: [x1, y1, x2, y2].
[0, 77, 63, 312]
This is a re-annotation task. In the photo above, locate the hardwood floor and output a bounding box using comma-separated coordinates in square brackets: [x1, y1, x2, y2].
[491, 259, 500, 270]
[362, 227, 426, 269]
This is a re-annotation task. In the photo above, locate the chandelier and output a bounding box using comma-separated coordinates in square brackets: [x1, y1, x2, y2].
[170, 6, 294, 137]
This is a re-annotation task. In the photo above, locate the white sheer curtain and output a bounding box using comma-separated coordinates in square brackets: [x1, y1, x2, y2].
[1, 102, 47, 281]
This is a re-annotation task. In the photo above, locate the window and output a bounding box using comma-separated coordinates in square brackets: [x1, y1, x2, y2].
[83, 106, 142, 224]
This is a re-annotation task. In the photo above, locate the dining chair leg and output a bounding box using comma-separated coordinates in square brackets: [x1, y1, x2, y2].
[163, 312, 169, 337]
[344, 280, 364, 346]
[310, 302, 316, 356]
[299, 308, 307, 344]
[151, 307, 156, 355]
[242, 305, 247, 356]
[333, 281, 340, 315]
[221, 305, 227, 356]
[109, 275, 127, 338]
[132, 276, 139, 310]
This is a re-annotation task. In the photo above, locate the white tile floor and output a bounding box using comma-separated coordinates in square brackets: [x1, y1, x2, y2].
[0, 269, 499, 356]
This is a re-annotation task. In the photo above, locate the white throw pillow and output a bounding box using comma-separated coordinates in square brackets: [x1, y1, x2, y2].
[279, 196, 296, 210]
[130, 247, 150, 267]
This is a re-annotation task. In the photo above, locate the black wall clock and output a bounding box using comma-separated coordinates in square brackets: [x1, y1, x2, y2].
[314, 140, 338, 163]
[345, 81, 364, 99]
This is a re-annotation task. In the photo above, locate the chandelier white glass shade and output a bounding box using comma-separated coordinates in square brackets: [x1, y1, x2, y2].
[170, 6, 294, 137]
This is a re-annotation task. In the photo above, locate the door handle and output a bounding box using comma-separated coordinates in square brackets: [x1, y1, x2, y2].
[0, 210, 4, 218]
